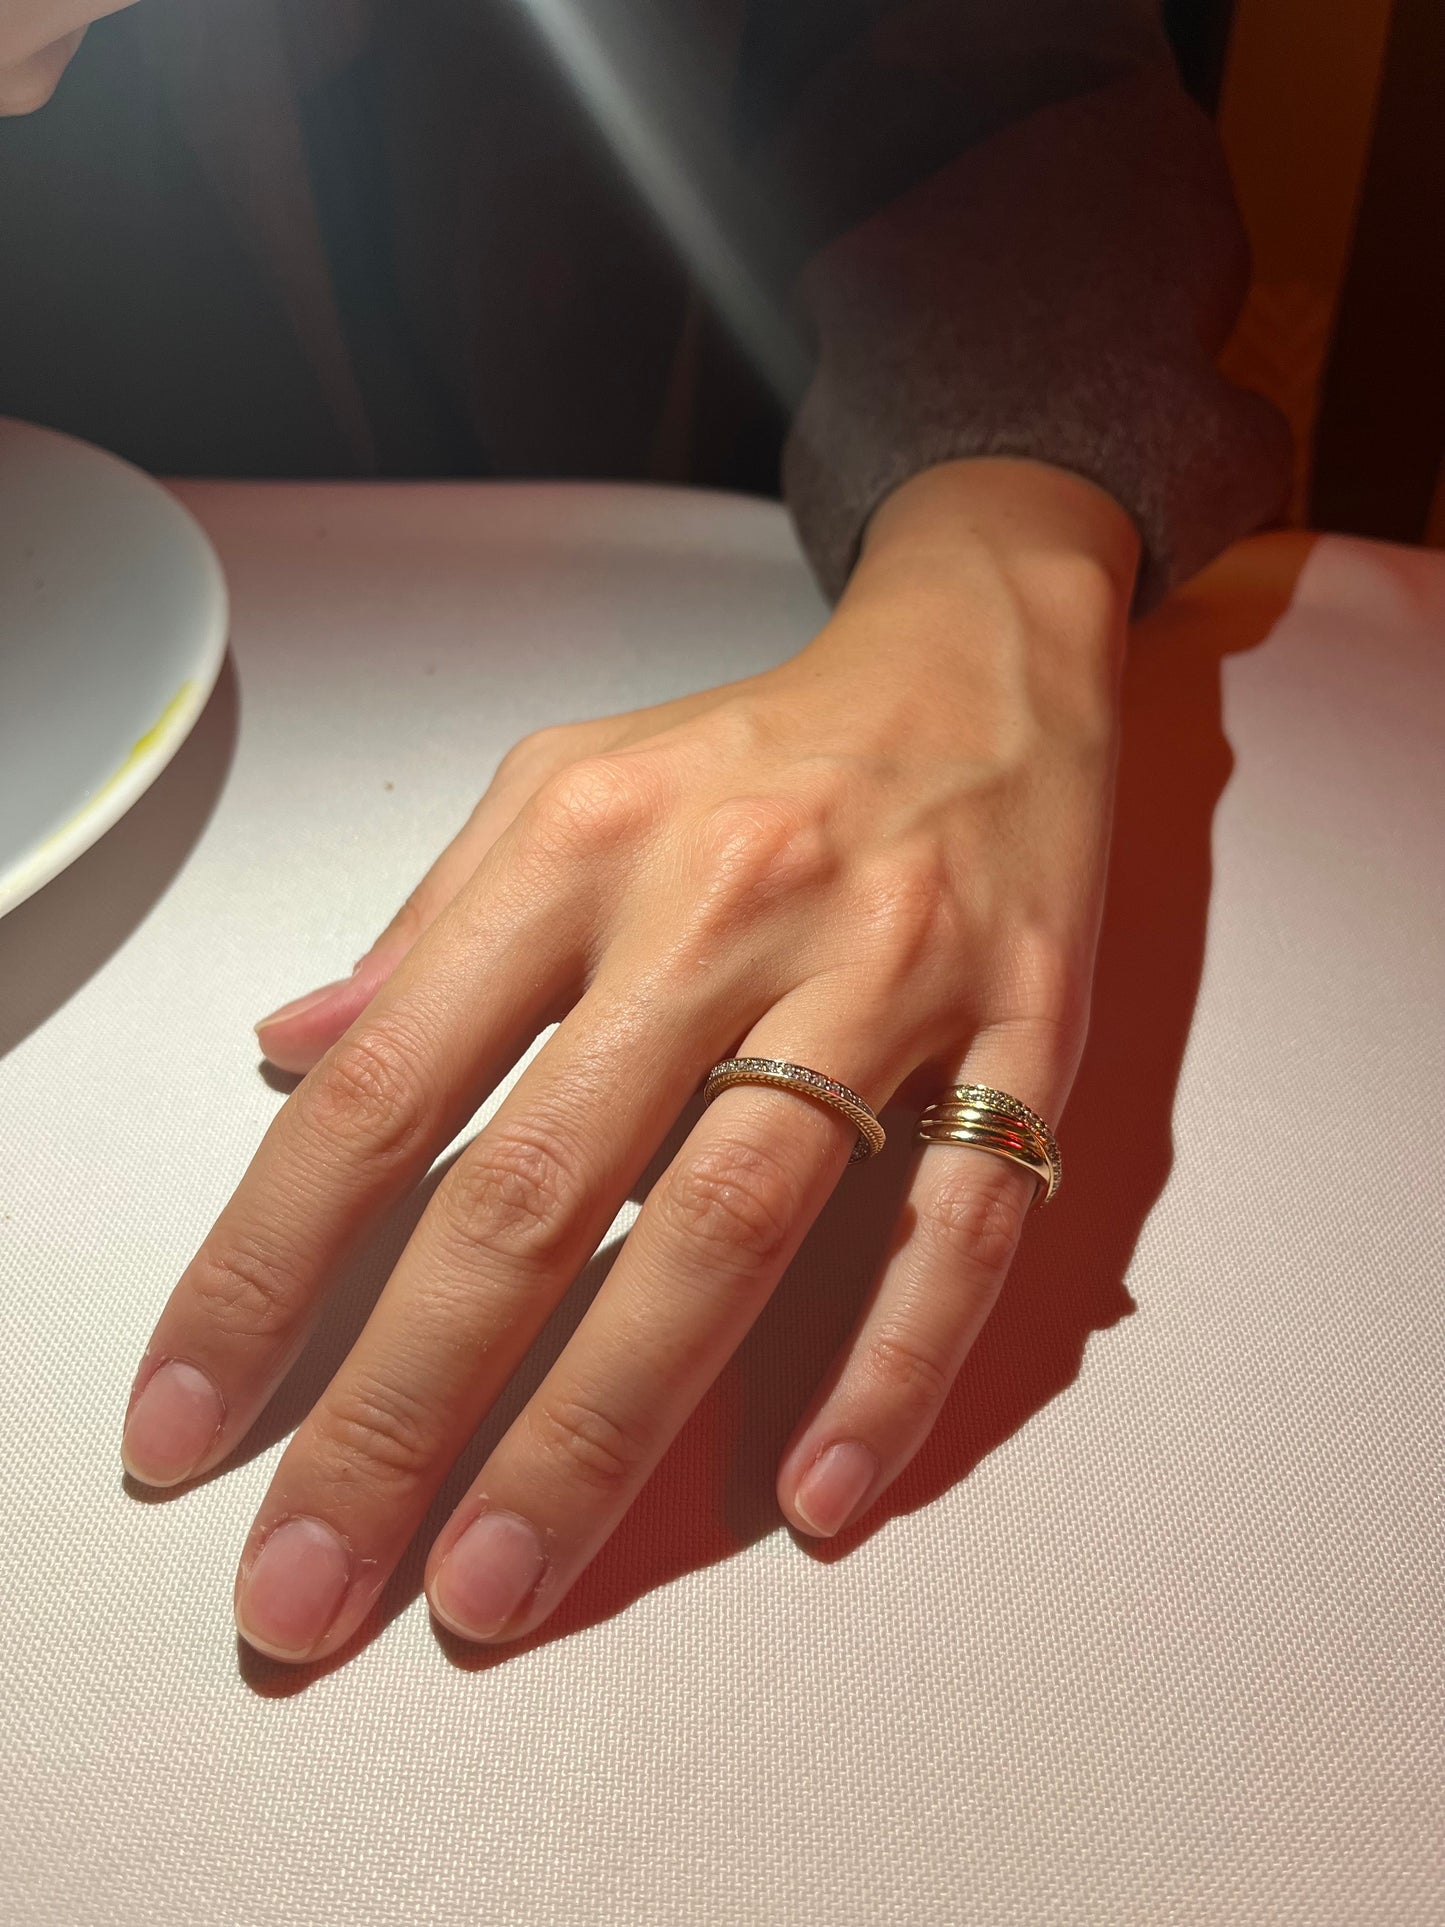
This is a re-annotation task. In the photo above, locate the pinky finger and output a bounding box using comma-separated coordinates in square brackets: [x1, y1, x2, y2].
[776, 1068, 1056, 1539]
[254, 736, 576, 1072]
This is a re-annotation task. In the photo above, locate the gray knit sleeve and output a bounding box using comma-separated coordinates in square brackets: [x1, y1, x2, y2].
[771, 7, 1292, 610]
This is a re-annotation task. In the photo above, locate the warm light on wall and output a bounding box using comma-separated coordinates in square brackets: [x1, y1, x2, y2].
[1216, 0, 1397, 523]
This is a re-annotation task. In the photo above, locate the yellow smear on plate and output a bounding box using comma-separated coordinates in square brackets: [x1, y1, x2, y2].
[34, 678, 197, 858]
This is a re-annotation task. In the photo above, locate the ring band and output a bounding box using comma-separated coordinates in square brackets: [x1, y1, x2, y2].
[702, 1058, 885, 1161]
[915, 1083, 1061, 1204]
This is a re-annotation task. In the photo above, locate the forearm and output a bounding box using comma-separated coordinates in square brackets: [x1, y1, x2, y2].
[769, 7, 1292, 611]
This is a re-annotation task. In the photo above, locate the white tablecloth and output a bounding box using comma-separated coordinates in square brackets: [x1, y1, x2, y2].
[2, 483, 1441, 1926]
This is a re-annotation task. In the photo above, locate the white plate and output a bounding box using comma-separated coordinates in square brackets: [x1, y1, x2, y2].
[0, 418, 228, 918]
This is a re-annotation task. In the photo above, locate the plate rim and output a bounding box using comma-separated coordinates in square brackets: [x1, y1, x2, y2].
[0, 419, 230, 920]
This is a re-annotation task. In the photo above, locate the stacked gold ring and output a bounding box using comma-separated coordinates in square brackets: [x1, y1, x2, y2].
[915, 1083, 1061, 1204]
[703, 1058, 885, 1161]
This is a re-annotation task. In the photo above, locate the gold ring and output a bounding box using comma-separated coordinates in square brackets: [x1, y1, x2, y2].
[915, 1083, 1061, 1204]
[702, 1058, 885, 1161]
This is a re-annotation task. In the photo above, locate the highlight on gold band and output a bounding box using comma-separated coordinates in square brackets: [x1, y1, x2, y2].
[914, 1082, 1061, 1204]
[702, 1058, 886, 1161]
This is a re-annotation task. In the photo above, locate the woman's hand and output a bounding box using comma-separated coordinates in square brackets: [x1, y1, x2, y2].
[0, 1, 133, 114]
[121, 457, 1139, 1662]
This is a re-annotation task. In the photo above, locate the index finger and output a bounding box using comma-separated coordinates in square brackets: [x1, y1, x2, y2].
[119, 833, 593, 1489]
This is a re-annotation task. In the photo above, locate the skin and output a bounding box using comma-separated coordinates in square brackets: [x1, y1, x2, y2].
[0, 1, 133, 114]
[118, 455, 1141, 1659]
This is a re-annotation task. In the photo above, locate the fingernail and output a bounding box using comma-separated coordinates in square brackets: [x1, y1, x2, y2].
[254, 979, 347, 1033]
[430, 1510, 546, 1640]
[121, 1359, 224, 1487]
[794, 1440, 878, 1537]
[235, 1517, 352, 1660]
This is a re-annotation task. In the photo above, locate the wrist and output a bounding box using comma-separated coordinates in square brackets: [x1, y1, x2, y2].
[813, 459, 1137, 735]
[854, 457, 1140, 619]
[845, 458, 1135, 670]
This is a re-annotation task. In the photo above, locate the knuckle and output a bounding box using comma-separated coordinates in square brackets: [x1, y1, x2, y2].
[527, 754, 659, 856]
[696, 794, 830, 894]
[865, 1330, 954, 1416]
[293, 1020, 428, 1165]
[922, 1163, 1032, 1279]
[526, 1393, 648, 1493]
[438, 1120, 582, 1267]
[658, 1138, 800, 1270]
[312, 1372, 438, 1490]
[188, 1232, 306, 1344]
[676, 796, 834, 958]
[494, 725, 575, 790]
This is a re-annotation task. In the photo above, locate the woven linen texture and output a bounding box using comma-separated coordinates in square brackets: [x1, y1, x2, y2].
[2, 495, 1440, 1926]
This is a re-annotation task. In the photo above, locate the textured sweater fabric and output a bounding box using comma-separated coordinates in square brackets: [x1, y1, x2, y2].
[782, 57, 1294, 609]
[0, 0, 1291, 610]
